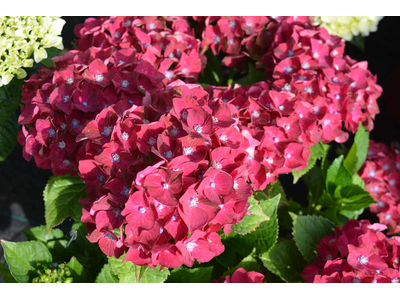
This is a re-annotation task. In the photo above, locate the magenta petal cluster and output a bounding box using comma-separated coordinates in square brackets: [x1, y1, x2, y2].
[200, 16, 382, 137]
[211, 267, 264, 283]
[17, 16, 383, 269]
[74, 16, 205, 84]
[302, 219, 400, 283]
[360, 141, 400, 234]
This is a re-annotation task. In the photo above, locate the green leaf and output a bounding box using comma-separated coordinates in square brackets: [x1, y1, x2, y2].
[231, 196, 269, 234]
[167, 266, 213, 283]
[235, 63, 265, 86]
[43, 175, 87, 231]
[291, 214, 336, 263]
[222, 251, 261, 277]
[139, 265, 169, 283]
[95, 264, 119, 283]
[23, 225, 79, 262]
[260, 240, 307, 283]
[350, 35, 365, 52]
[23, 225, 65, 242]
[66, 257, 86, 283]
[337, 185, 375, 211]
[225, 193, 280, 256]
[264, 179, 287, 204]
[0, 262, 18, 283]
[70, 221, 107, 281]
[326, 155, 352, 192]
[108, 255, 137, 283]
[302, 163, 327, 214]
[0, 115, 19, 162]
[109, 254, 170, 283]
[292, 142, 324, 183]
[215, 247, 237, 268]
[340, 208, 364, 222]
[1, 240, 52, 283]
[0, 80, 22, 125]
[352, 173, 366, 189]
[40, 48, 60, 68]
[344, 123, 369, 174]
[198, 50, 223, 85]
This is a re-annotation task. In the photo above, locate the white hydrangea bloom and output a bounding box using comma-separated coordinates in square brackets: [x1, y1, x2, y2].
[0, 16, 66, 87]
[312, 16, 383, 41]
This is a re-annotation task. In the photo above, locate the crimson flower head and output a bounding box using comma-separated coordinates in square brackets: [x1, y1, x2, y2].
[212, 268, 265, 283]
[302, 219, 400, 283]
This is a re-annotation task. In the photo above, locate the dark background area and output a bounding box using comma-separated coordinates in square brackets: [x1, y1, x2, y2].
[1, 16, 400, 275]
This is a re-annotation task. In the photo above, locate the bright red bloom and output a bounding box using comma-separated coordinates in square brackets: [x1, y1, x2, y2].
[302, 219, 400, 283]
[212, 268, 264, 283]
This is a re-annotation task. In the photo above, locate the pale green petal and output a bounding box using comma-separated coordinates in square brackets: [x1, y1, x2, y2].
[34, 48, 48, 63]
[15, 68, 27, 79]
[1, 73, 14, 85]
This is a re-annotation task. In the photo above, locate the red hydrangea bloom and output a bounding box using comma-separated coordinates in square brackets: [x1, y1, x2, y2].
[18, 16, 383, 271]
[359, 141, 400, 234]
[77, 81, 262, 268]
[197, 16, 381, 139]
[74, 16, 205, 83]
[18, 46, 165, 176]
[212, 268, 264, 283]
[302, 219, 400, 283]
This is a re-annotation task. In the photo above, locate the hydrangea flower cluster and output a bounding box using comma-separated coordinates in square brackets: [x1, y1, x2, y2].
[360, 141, 400, 234]
[74, 16, 205, 83]
[302, 219, 400, 283]
[0, 16, 65, 86]
[200, 16, 382, 136]
[17, 47, 164, 175]
[79, 80, 262, 268]
[17, 16, 383, 269]
[211, 268, 264, 283]
[312, 16, 383, 41]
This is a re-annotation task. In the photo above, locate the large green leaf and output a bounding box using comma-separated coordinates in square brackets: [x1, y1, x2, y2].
[95, 264, 119, 283]
[109, 255, 169, 283]
[337, 185, 375, 211]
[23, 225, 79, 262]
[66, 256, 86, 283]
[0, 80, 22, 125]
[222, 251, 261, 277]
[0, 262, 18, 283]
[0, 115, 19, 162]
[43, 175, 87, 231]
[215, 246, 237, 268]
[260, 240, 307, 283]
[291, 214, 336, 264]
[139, 265, 170, 283]
[326, 155, 352, 192]
[1, 240, 52, 283]
[23, 225, 65, 243]
[292, 142, 324, 183]
[231, 196, 269, 234]
[344, 123, 369, 174]
[225, 193, 280, 256]
[167, 266, 213, 283]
